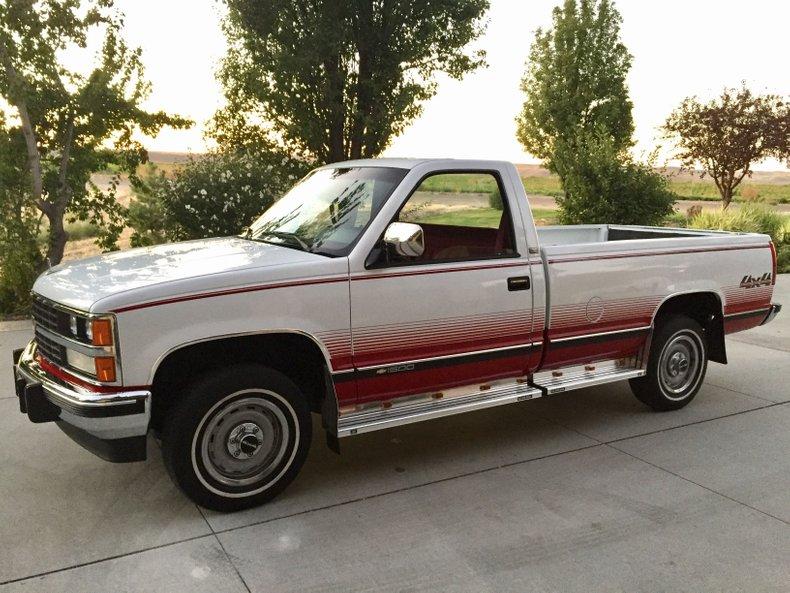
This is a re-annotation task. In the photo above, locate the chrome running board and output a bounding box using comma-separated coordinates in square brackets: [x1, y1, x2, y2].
[337, 378, 541, 437]
[337, 358, 645, 437]
[531, 359, 645, 396]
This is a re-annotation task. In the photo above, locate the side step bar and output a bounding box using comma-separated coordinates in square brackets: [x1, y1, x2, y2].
[337, 359, 645, 437]
[531, 362, 645, 396]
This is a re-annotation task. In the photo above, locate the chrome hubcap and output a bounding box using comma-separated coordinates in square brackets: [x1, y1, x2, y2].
[659, 333, 701, 399]
[667, 351, 690, 377]
[227, 422, 264, 460]
[199, 395, 291, 488]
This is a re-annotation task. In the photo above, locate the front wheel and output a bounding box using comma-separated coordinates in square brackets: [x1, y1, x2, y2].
[161, 364, 312, 512]
[630, 315, 708, 411]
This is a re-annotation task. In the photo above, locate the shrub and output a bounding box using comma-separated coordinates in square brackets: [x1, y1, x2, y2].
[554, 131, 676, 226]
[662, 212, 689, 228]
[0, 237, 42, 315]
[0, 124, 43, 315]
[777, 240, 790, 274]
[688, 204, 785, 244]
[488, 190, 503, 210]
[0, 207, 43, 315]
[128, 150, 309, 246]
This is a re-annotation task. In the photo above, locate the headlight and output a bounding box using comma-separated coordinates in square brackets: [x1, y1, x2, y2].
[66, 348, 96, 375]
[63, 314, 118, 382]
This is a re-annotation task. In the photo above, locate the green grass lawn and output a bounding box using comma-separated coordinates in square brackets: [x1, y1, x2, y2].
[522, 175, 790, 204]
[420, 172, 790, 205]
[418, 207, 558, 227]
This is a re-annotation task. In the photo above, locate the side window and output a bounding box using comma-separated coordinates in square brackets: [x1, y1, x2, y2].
[389, 172, 517, 264]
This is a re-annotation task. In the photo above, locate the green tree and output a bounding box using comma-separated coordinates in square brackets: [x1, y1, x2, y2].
[0, 0, 190, 267]
[555, 127, 674, 225]
[0, 116, 41, 314]
[213, 0, 489, 163]
[128, 149, 307, 246]
[516, 0, 633, 179]
[664, 86, 790, 208]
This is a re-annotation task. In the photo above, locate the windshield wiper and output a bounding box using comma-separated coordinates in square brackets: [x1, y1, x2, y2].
[250, 230, 311, 252]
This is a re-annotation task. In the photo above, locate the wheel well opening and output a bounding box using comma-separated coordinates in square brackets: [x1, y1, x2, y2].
[149, 333, 331, 432]
[653, 292, 726, 364]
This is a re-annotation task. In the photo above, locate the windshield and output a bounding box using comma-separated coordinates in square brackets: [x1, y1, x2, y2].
[245, 166, 408, 257]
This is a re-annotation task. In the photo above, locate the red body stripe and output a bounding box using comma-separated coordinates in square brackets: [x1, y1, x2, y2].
[541, 335, 645, 369]
[724, 313, 766, 334]
[547, 243, 767, 264]
[36, 355, 149, 394]
[112, 275, 348, 313]
[355, 352, 528, 403]
[351, 260, 530, 282]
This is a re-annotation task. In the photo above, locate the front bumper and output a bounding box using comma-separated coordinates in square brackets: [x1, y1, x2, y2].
[761, 303, 782, 326]
[13, 341, 150, 462]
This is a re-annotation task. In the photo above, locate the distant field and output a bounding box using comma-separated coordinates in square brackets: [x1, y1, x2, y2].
[419, 207, 558, 227]
[419, 171, 790, 204]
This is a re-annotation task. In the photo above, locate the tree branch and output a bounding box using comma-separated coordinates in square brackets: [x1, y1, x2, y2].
[0, 39, 44, 204]
[56, 114, 76, 209]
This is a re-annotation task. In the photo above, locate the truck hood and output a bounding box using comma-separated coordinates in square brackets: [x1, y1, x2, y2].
[33, 237, 338, 312]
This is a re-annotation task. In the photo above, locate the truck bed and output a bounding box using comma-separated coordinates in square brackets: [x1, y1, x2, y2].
[535, 224, 739, 247]
[532, 223, 773, 369]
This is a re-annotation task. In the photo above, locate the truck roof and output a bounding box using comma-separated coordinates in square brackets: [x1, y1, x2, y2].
[319, 158, 513, 170]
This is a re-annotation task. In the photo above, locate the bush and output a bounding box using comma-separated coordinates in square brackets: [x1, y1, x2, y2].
[0, 237, 42, 315]
[662, 212, 689, 228]
[689, 204, 790, 274]
[128, 150, 309, 246]
[0, 123, 43, 315]
[554, 129, 676, 226]
[688, 204, 785, 244]
[777, 240, 790, 274]
[488, 190, 503, 210]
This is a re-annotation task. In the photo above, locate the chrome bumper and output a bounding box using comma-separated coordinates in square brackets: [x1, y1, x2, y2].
[761, 303, 782, 326]
[13, 341, 151, 462]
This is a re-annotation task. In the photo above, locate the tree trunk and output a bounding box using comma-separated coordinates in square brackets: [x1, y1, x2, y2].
[350, 52, 372, 160]
[44, 207, 69, 267]
[350, 5, 374, 159]
[324, 53, 346, 163]
[721, 186, 733, 209]
[0, 41, 44, 204]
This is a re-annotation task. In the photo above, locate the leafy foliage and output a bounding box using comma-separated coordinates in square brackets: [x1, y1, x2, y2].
[664, 86, 790, 208]
[555, 128, 675, 225]
[0, 118, 42, 314]
[516, 0, 633, 176]
[213, 0, 489, 163]
[128, 150, 308, 245]
[0, 0, 190, 267]
[688, 204, 785, 244]
[689, 203, 790, 274]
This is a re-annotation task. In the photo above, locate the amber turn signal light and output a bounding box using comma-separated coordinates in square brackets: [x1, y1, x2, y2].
[94, 357, 116, 382]
[91, 318, 113, 346]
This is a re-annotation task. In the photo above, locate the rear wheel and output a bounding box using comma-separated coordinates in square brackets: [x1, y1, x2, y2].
[630, 315, 708, 411]
[161, 364, 312, 511]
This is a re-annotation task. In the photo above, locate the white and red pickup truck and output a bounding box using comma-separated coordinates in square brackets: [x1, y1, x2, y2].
[14, 159, 781, 511]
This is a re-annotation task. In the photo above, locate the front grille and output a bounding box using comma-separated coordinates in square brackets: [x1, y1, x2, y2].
[35, 329, 67, 365]
[31, 295, 69, 365]
[31, 295, 66, 334]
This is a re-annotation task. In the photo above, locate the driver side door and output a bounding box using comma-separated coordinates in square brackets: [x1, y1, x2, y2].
[348, 169, 541, 404]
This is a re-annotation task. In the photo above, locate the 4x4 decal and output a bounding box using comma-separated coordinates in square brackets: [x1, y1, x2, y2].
[739, 272, 772, 288]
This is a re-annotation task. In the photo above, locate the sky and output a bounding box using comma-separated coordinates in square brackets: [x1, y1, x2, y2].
[111, 0, 789, 170]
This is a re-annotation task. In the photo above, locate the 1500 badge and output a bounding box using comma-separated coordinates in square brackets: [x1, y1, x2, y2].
[740, 273, 772, 288]
[376, 363, 416, 375]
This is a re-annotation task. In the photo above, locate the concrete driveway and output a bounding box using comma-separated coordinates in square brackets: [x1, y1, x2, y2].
[1, 279, 788, 592]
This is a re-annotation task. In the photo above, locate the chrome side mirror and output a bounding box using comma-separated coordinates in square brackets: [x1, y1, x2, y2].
[383, 222, 424, 258]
